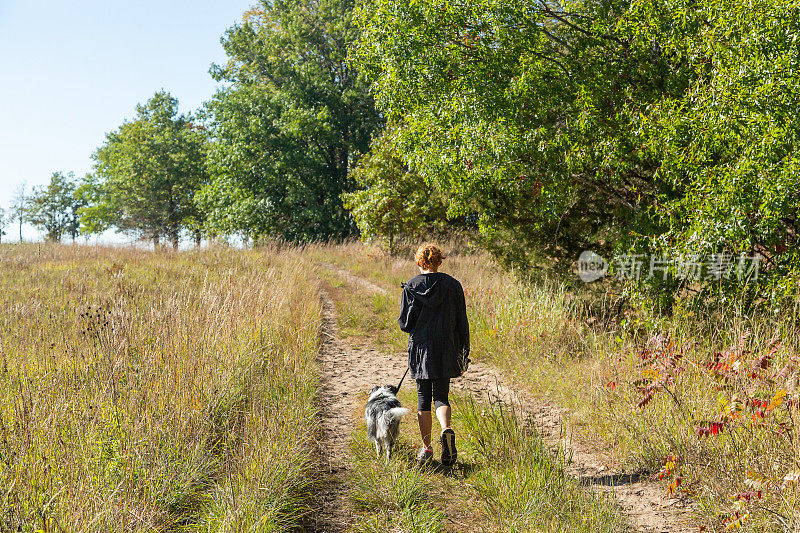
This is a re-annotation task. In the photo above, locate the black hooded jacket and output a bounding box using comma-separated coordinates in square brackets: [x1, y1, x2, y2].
[398, 272, 470, 380]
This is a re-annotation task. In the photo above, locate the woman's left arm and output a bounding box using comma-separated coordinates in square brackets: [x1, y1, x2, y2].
[398, 285, 418, 333]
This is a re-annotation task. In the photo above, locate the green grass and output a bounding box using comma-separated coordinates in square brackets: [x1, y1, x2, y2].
[8, 240, 796, 531]
[319, 270, 407, 352]
[346, 389, 629, 533]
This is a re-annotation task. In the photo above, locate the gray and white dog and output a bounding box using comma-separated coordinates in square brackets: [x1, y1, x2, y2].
[364, 385, 409, 460]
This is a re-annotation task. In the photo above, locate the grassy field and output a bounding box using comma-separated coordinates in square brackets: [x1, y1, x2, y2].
[3, 241, 797, 532]
[311, 241, 800, 532]
[0, 244, 321, 531]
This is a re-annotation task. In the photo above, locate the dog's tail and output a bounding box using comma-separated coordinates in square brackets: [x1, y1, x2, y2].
[386, 407, 409, 420]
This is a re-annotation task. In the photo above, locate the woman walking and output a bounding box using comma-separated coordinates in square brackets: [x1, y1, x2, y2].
[398, 243, 470, 466]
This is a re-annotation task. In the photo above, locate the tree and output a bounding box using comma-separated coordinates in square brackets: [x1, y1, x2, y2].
[0, 207, 7, 243]
[630, 0, 800, 303]
[27, 172, 83, 243]
[353, 0, 683, 272]
[342, 126, 452, 253]
[91, 91, 207, 248]
[10, 183, 27, 242]
[68, 175, 95, 241]
[198, 0, 382, 242]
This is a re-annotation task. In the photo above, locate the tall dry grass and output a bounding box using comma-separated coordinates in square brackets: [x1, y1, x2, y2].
[312, 241, 800, 531]
[0, 243, 321, 531]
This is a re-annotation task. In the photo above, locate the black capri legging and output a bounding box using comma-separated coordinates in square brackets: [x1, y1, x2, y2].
[416, 378, 451, 411]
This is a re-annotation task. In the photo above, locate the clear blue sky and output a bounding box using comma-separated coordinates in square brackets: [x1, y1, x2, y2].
[0, 0, 254, 241]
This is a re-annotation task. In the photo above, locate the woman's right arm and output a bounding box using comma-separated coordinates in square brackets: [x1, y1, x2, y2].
[456, 284, 470, 358]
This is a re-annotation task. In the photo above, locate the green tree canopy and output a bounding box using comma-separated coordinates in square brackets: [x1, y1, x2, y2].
[351, 0, 800, 303]
[353, 0, 680, 271]
[634, 0, 800, 302]
[89, 91, 207, 248]
[342, 125, 452, 253]
[27, 172, 85, 243]
[198, 0, 382, 242]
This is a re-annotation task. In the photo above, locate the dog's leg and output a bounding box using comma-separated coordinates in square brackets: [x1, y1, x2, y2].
[374, 441, 381, 458]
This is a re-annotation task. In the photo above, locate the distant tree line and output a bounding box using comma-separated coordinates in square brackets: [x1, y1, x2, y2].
[0, 184, 29, 243]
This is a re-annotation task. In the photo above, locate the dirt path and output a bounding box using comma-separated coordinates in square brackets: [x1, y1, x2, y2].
[315, 262, 696, 533]
[309, 289, 407, 531]
[318, 260, 389, 295]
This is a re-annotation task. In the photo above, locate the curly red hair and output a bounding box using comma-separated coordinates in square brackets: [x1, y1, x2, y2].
[414, 243, 445, 271]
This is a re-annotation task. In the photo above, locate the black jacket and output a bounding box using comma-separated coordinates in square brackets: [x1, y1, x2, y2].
[398, 272, 470, 380]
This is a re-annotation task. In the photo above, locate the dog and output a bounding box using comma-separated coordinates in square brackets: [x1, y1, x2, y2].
[364, 385, 409, 460]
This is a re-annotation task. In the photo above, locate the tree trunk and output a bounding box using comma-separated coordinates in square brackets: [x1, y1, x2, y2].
[153, 234, 160, 249]
[194, 230, 201, 247]
[18, 221, 22, 243]
[167, 194, 179, 250]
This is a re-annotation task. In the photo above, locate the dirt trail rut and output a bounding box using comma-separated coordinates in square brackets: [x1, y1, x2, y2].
[319, 261, 389, 295]
[315, 262, 696, 533]
[310, 289, 407, 531]
[455, 364, 694, 533]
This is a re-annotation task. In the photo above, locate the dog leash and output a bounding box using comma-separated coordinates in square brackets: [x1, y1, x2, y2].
[396, 367, 409, 390]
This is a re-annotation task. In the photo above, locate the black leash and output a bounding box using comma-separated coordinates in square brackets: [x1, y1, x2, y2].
[396, 367, 409, 391]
